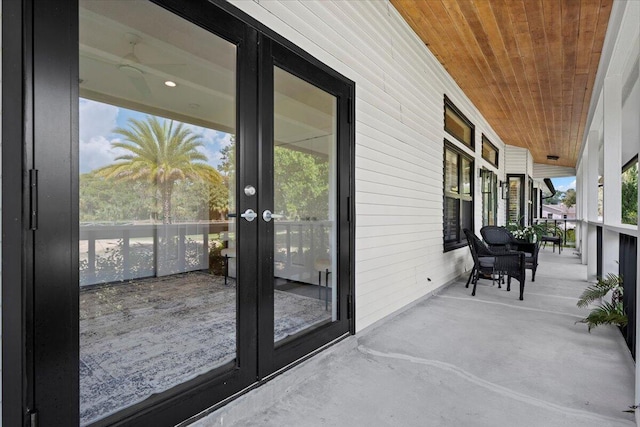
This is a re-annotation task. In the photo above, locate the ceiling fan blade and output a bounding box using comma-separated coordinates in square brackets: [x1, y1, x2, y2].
[128, 75, 152, 98]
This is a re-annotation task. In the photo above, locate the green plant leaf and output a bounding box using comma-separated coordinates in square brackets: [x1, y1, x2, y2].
[576, 301, 627, 332]
[576, 273, 623, 308]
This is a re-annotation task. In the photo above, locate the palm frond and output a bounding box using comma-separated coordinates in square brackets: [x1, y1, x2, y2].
[576, 273, 624, 308]
[576, 301, 627, 332]
[577, 283, 611, 308]
[601, 272, 623, 288]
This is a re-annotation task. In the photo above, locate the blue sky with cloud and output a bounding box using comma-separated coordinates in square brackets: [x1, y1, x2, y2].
[551, 176, 576, 192]
[79, 98, 232, 174]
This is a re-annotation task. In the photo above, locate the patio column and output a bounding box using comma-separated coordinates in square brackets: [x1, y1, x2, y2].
[602, 75, 622, 277]
[575, 165, 585, 262]
[585, 131, 600, 278]
[586, 130, 600, 223]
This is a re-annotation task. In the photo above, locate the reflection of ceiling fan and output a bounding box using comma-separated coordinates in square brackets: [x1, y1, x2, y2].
[117, 33, 152, 97]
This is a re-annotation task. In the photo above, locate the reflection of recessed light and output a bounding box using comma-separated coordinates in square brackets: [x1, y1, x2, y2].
[164, 81, 177, 87]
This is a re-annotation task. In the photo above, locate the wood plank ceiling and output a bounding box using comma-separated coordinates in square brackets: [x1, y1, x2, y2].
[391, 0, 612, 168]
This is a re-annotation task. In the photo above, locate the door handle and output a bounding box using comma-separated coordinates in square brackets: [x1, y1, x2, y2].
[240, 208, 257, 222]
[262, 210, 284, 222]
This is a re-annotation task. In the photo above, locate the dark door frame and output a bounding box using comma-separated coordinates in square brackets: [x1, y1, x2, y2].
[506, 174, 526, 226]
[3, 0, 356, 425]
[2, 0, 31, 424]
[257, 38, 354, 378]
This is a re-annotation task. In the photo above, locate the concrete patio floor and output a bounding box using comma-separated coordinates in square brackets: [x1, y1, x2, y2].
[192, 247, 636, 427]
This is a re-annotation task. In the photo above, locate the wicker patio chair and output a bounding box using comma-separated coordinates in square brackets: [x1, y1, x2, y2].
[463, 229, 526, 300]
[481, 225, 540, 282]
[480, 226, 518, 252]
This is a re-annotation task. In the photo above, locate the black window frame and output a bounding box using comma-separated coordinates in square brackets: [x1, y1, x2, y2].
[443, 140, 474, 251]
[480, 168, 498, 227]
[528, 176, 534, 225]
[481, 135, 499, 168]
[444, 96, 475, 149]
[507, 174, 526, 227]
[533, 186, 539, 221]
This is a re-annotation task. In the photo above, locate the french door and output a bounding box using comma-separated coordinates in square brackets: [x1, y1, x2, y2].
[25, 0, 354, 425]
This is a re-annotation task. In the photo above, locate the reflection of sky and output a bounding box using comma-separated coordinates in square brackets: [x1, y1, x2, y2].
[551, 176, 576, 192]
[79, 98, 231, 174]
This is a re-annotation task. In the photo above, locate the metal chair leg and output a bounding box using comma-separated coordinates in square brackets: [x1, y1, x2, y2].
[466, 268, 475, 288]
[471, 271, 478, 296]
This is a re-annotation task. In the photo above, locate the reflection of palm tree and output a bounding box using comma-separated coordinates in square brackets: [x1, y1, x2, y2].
[96, 116, 221, 224]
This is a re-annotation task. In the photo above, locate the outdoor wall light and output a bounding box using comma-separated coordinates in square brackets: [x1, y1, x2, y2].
[500, 181, 509, 199]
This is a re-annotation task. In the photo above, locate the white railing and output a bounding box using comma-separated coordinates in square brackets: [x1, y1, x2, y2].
[534, 218, 579, 246]
[79, 222, 226, 286]
[274, 220, 333, 285]
[79, 220, 333, 287]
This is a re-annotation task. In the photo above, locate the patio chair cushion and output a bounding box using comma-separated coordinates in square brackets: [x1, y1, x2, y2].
[478, 257, 495, 268]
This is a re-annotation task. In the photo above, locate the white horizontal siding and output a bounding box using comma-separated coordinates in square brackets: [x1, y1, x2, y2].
[504, 146, 529, 175]
[532, 163, 577, 179]
[229, 0, 510, 331]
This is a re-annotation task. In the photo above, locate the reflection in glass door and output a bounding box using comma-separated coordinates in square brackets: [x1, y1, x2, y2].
[78, 1, 238, 424]
[508, 175, 524, 226]
[272, 67, 337, 345]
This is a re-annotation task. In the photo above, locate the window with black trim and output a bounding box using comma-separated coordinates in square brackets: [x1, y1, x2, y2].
[444, 141, 474, 250]
[507, 174, 525, 226]
[528, 177, 534, 225]
[481, 135, 498, 167]
[481, 168, 498, 226]
[444, 96, 474, 149]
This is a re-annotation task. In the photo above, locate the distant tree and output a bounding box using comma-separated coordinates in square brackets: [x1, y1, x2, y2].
[215, 136, 236, 219]
[547, 190, 565, 205]
[563, 188, 576, 208]
[80, 172, 156, 222]
[218, 138, 235, 177]
[216, 136, 330, 221]
[274, 147, 329, 220]
[622, 163, 638, 225]
[96, 116, 222, 224]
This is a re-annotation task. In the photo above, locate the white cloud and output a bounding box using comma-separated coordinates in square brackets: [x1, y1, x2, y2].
[556, 179, 576, 192]
[80, 136, 127, 173]
[195, 144, 221, 167]
[79, 99, 122, 173]
[79, 99, 119, 142]
[216, 132, 233, 148]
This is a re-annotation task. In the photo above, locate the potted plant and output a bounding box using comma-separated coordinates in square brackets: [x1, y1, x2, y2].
[506, 219, 547, 243]
[576, 273, 627, 331]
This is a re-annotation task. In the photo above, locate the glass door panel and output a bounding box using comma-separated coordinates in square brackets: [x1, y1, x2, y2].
[481, 169, 498, 226]
[79, 1, 238, 423]
[272, 67, 337, 345]
[508, 176, 524, 226]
